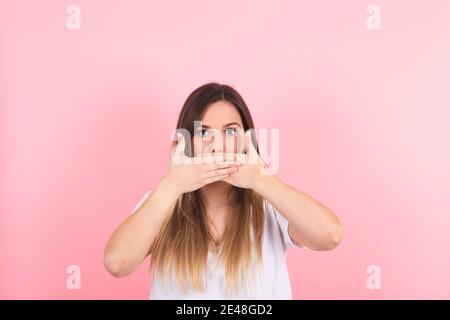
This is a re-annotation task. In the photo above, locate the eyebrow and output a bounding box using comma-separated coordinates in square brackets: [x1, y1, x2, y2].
[199, 122, 242, 129]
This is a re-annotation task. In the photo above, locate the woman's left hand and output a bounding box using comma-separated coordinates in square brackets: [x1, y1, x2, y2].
[222, 139, 269, 189]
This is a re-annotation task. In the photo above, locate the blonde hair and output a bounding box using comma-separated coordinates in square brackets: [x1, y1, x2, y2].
[149, 188, 265, 297]
[151, 82, 265, 296]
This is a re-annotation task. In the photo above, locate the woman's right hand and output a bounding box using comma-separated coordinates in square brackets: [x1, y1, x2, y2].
[162, 133, 241, 195]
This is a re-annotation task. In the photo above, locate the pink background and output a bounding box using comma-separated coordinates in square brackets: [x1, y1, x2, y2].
[1, 0, 450, 299]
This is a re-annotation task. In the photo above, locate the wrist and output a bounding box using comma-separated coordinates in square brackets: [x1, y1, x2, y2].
[159, 174, 182, 199]
[252, 173, 277, 194]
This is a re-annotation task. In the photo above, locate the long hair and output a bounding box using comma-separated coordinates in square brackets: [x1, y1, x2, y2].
[150, 83, 265, 297]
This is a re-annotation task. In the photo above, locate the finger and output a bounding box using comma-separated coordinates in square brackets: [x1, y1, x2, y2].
[190, 156, 238, 167]
[202, 166, 238, 179]
[212, 157, 241, 165]
[243, 133, 257, 154]
[171, 133, 187, 164]
[248, 141, 258, 156]
[203, 173, 232, 184]
[171, 133, 183, 158]
[201, 167, 238, 179]
[205, 162, 240, 171]
[242, 133, 259, 164]
[174, 132, 186, 155]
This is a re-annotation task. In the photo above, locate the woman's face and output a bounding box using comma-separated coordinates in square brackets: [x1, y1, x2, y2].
[192, 101, 245, 157]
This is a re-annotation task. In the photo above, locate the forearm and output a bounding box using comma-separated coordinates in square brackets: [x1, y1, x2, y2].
[104, 177, 180, 277]
[253, 174, 344, 250]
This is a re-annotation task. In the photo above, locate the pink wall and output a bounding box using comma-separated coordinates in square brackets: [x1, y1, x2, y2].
[1, 0, 450, 299]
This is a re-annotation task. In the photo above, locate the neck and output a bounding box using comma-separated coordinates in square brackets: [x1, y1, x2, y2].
[200, 181, 233, 209]
[200, 182, 236, 248]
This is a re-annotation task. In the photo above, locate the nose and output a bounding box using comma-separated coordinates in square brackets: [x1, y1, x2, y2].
[204, 131, 224, 154]
[210, 134, 223, 153]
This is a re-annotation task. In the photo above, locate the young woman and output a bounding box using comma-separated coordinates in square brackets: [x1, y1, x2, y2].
[104, 83, 344, 299]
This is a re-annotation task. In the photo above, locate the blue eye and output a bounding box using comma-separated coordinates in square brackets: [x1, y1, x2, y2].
[196, 128, 209, 137]
[225, 127, 237, 136]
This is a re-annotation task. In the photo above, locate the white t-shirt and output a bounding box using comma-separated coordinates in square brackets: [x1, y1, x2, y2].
[131, 190, 304, 300]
